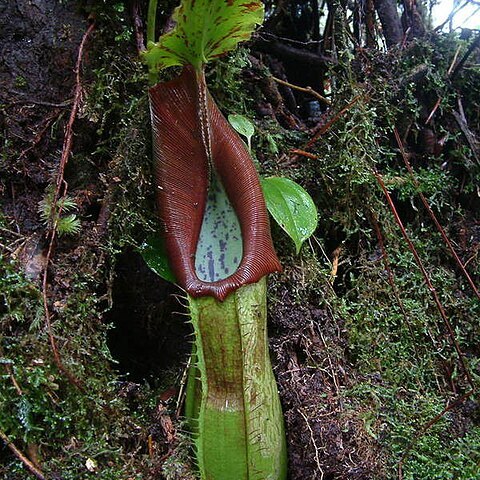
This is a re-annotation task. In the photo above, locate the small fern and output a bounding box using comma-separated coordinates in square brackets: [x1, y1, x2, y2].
[38, 187, 81, 236]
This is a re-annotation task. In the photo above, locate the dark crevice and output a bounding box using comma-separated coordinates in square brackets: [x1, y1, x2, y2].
[106, 248, 191, 384]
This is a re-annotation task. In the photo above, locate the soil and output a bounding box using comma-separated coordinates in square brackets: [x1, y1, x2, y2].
[1, 0, 86, 181]
[270, 285, 385, 479]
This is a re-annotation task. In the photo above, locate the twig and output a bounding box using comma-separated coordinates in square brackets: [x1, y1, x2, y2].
[281, 94, 363, 166]
[298, 408, 324, 479]
[398, 389, 475, 479]
[465, 249, 478, 268]
[6, 365, 23, 396]
[424, 97, 441, 125]
[0, 242, 15, 253]
[0, 346, 24, 395]
[271, 76, 331, 105]
[53, 22, 95, 199]
[42, 22, 95, 392]
[10, 184, 21, 234]
[434, 0, 470, 31]
[425, 45, 462, 125]
[258, 31, 323, 47]
[453, 97, 480, 165]
[0, 226, 23, 237]
[401, 27, 412, 50]
[0, 430, 46, 480]
[374, 170, 475, 391]
[5, 98, 72, 108]
[256, 37, 336, 68]
[451, 32, 480, 80]
[306, 94, 363, 149]
[394, 128, 480, 302]
[289, 148, 318, 159]
[19, 109, 64, 159]
[447, 45, 462, 76]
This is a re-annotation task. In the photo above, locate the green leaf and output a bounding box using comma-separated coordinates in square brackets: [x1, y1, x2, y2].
[139, 235, 176, 283]
[261, 177, 318, 254]
[228, 114, 255, 151]
[143, 0, 264, 73]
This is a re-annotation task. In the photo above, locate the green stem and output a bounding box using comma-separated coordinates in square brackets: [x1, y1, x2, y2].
[186, 277, 287, 480]
[147, 0, 158, 45]
[146, 0, 159, 85]
[148, 70, 158, 87]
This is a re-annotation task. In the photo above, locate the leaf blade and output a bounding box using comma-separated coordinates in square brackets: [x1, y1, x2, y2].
[261, 177, 318, 253]
[139, 235, 176, 283]
[228, 114, 255, 151]
[143, 0, 264, 73]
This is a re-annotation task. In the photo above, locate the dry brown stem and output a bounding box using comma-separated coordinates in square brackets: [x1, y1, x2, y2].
[271, 76, 331, 105]
[369, 211, 422, 360]
[306, 94, 363, 149]
[374, 170, 475, 391]
[41, 21, 95, 392]
[283, 94, 363, 166]
[0, 430, 46, 480]
[393, 128, 480, 302]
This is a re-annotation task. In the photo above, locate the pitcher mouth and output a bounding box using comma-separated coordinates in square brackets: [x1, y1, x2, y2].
[149, 66, 281, 301]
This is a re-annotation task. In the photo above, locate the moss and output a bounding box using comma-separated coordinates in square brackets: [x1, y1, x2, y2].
[0, 2, 181, 478]
[262, 28, 480, 478]
[0, 207, 173, 478]
[321, 36, 480, 475]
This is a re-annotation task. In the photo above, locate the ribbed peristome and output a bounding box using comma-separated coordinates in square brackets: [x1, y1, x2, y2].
[149, 66, 281, 301]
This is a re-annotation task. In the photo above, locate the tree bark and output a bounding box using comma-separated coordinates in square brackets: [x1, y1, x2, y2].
[256, 38, 336, 68]
[374, 0, 403, 47]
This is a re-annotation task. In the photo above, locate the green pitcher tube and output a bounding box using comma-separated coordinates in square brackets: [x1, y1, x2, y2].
[186, 277, 287, 480]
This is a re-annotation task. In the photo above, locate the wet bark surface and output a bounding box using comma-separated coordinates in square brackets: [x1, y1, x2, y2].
[1, 0, 86, 180]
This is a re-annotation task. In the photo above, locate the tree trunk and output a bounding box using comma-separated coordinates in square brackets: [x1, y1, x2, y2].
[374, 0, 403, 47]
